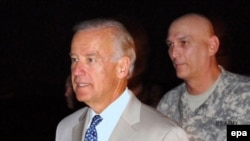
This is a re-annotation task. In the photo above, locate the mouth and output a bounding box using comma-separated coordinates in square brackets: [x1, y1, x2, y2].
[174, 62, 185, 69]
[77, 83, 90, 87]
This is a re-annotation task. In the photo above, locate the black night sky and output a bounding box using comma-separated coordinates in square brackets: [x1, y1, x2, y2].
[1, 0, 250, 140]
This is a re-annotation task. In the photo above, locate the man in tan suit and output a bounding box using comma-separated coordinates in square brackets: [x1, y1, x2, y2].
[55, 18, 188, 141]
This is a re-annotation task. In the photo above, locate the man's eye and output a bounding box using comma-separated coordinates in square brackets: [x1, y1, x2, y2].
[87, 57, 95, 63]
[180, 40, 188, 46]
[166, 41, 174, 48]
[71, 58, 78, 63]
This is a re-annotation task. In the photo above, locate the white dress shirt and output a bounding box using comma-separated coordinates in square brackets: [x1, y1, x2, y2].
[85, 88, 131, 141]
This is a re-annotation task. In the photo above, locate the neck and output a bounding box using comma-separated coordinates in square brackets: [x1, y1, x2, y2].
[91, 79, 127, 114]
[186, 65, 221, 95]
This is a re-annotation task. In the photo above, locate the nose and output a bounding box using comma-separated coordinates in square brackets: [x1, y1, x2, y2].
[71, 62, 86, 76]
[168, 45, 179, 59]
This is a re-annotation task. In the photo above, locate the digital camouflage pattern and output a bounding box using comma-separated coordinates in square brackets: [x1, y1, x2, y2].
[157, 68, 250, 141]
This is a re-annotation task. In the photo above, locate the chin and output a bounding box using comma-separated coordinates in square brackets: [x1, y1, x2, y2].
[75, 92, 91, 102]
[176, 72, 187, 79]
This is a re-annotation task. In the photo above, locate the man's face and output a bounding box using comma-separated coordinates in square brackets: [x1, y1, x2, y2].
[166, 18, 211, 81]
[70, 28, 119, 105]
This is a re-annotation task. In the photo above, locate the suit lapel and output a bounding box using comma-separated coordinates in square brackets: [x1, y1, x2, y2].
[72, 108, 89, 141]
[109, 92, 141, 141]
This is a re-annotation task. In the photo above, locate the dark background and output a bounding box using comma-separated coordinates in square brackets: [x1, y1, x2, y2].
[0, 0, 250, 140]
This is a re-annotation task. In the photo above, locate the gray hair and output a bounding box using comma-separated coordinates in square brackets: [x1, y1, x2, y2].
[73, 18, 136, 77]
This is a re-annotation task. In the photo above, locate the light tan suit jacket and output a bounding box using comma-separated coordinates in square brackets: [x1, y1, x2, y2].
[56, 92, 188, 141]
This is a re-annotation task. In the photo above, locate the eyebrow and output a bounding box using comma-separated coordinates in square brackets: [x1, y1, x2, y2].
[69, 52, 74, 57]
[167, 35, 192, 41]
[69, 50, 97, 56]
[179, 36, 191, 40]
[165, 40, 171, 44]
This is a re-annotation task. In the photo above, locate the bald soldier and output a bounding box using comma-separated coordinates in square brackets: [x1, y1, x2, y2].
[157, 13, 250, 141]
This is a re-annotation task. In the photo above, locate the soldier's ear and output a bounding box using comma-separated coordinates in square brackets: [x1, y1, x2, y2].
[209, 35, 219, 56]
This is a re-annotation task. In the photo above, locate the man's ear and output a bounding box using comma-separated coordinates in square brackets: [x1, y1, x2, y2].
[116, 56, 130, 79]
[209, 35, 220, 55]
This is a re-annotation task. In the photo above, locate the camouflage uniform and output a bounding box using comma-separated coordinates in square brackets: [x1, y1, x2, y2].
[157, 68, 250, 141]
